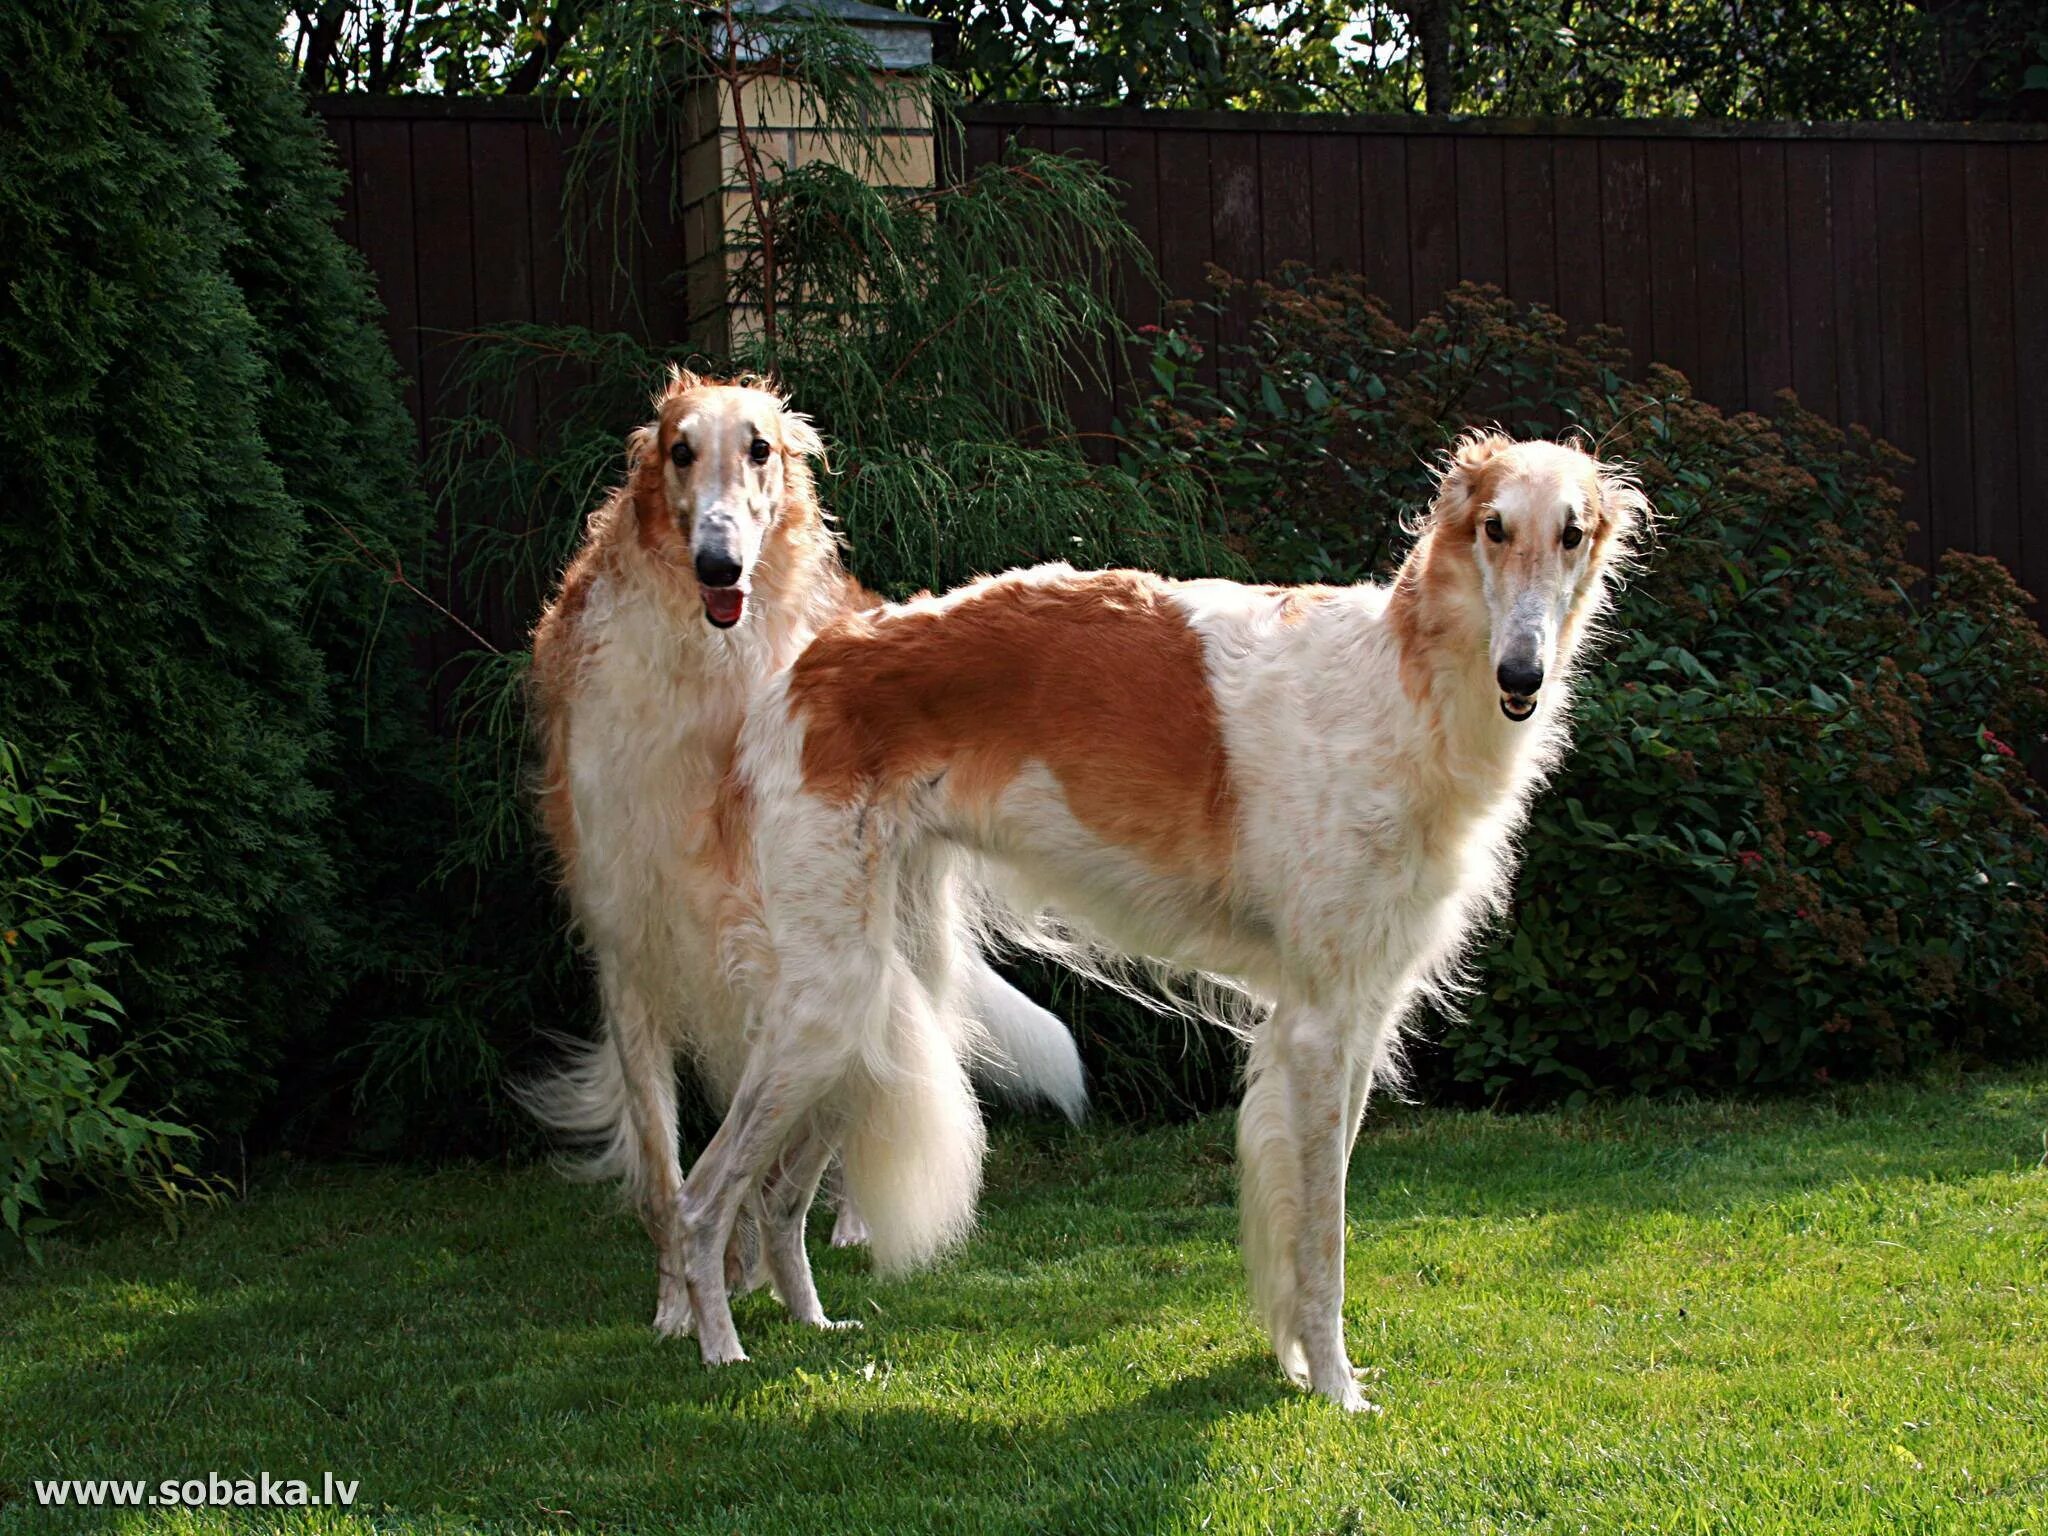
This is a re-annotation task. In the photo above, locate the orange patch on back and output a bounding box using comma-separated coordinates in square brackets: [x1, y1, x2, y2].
[788, 571, 1238, 886]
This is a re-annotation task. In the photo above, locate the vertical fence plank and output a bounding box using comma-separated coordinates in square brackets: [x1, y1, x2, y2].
[640, 134, 687, 350]
[1690, 140, 1746, 412]
[1053, 124, 1115, 449]
[1155, 130, 1216, 377]
[1105, 126, 1162, 429]
[526, 120, 583, 333]
[465, 120, 540, 648]
[1600, 139, 1651, 371]
[1105, 128, 1162, 323]
[1501, 138, 1557, 312]
[1550, 138, 1604, 338]
[1357, 135, 1411, 322]
[965, 119, 1002, 171]
[1737, 141, 1791, 412]
[1454, 136, 1505, 290]
[1643, 138, 1697, 381]
[1258, 132, 1315, 273]
[1405, 136, 1457, 319]
[468, 120, 536, 432]
[1964, 145, 2020, 575]
[1308, 133, 1361, 275]
[1784, 143, 1838, 419]
[1919, 142, 1973, 570]
[1210, 129, 1262, 354]
[348, 118, 422, 450]
[1872, 142, 1931, 563]
[411, 119, 478, 444]
[1830, 142, 1883, 434]
[2013, 146, 2048, 609]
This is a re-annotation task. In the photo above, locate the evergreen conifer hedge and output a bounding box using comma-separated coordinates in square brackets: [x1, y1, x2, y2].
[0, 0, 438, 1144]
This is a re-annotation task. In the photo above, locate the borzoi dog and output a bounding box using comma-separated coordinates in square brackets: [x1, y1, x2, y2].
[524, 371, 1086, 1339]
[673, 432, 1644, 1405]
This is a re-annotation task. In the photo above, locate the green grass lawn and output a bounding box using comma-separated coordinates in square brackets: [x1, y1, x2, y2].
[3, 1072, 2045, 1534]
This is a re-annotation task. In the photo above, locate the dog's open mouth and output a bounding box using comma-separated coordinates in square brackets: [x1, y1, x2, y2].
[1500, 693, 1536, 722]
[702, 586, 747, 628]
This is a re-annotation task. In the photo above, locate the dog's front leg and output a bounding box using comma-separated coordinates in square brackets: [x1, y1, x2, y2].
[1287, 1007, 1379, 1413]
[593, 959, 693, 1339]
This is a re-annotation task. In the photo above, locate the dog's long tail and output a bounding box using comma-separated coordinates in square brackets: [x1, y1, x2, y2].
[1237, 1024, 1307, 1382]
[961, 955, 1087, 1124]
[839, 957, 988, 1275]
[514, 1019, 669, 1205]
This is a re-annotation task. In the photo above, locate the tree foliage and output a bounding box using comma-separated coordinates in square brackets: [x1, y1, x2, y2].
[284, 0, 2048, 120]
[0, 0, 338, 1129]
[0, 0, 440, 1147]
[209, 0, 451, 1140]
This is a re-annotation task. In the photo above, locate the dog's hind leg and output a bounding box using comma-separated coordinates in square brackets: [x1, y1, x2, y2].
[677, 939, 893, 1365]
[759, 1120, 861, 1331]
[1238, 1018, 1306, 1386]
[826, 1161, 870, 1249]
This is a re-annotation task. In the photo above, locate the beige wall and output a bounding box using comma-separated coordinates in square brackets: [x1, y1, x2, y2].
[679, 73, 933, 355]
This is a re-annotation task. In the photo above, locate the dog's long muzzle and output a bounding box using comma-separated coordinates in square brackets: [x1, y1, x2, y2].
[692, 517, 748, 629]
[1495, 629, 1546, 722]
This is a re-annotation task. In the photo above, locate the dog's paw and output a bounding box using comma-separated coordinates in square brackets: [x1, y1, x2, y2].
[814, 1317, 863, 1333]
[829, 1207, 870, 1249]
[652, 1297, 696, 1339]
[698, 1338, 749, 1367]
[1318, 1366, 1383, 1415]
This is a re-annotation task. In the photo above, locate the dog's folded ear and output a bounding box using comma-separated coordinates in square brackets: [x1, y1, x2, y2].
[782, 410, 827, 465]
[625, 421, 658, 469]
[1430, 427, 1511, 525]
[1593, 463, 1654, 547]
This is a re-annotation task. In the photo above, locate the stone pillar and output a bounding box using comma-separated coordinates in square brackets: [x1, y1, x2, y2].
[677, 0, 939, 356]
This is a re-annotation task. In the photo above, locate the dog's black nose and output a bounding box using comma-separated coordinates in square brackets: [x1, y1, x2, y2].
[694, 549, 743, 589]
[1496, 658, 1544, 697]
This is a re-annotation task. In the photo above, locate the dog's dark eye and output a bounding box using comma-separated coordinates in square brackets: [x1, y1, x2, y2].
[670, 440, 694, 469]
[749, 438, 772, 465]
[1483, 515, 1505, 544]
[1561, 524, 1584, 550]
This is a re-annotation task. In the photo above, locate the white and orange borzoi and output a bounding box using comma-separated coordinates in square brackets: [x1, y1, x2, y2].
[525, 373, 1085, 1340]
[671, 432, 1646, 1408]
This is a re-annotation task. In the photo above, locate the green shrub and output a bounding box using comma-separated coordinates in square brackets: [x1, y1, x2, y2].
[1126, 271, 2048, 1102]
[0, 0, 339, 1132]
[209, 0, 449, 1142]
[0, 742, 207, 1257]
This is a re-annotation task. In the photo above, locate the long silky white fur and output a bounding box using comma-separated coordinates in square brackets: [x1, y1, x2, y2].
[837, 956, 989, 1273]
[520, 379, 1087, 1337]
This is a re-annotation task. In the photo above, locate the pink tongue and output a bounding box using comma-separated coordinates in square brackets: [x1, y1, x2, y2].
[703, 587, 746, 626]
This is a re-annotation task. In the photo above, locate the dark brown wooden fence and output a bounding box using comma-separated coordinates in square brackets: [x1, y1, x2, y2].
[316, 96, 687, 463]
[317, 97, 2047, 607]
[959, 108, 2048, 603]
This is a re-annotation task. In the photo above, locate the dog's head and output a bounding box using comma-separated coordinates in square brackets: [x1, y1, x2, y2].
[1429, 431, 1646, 722]
[626, 369, 825, 630]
